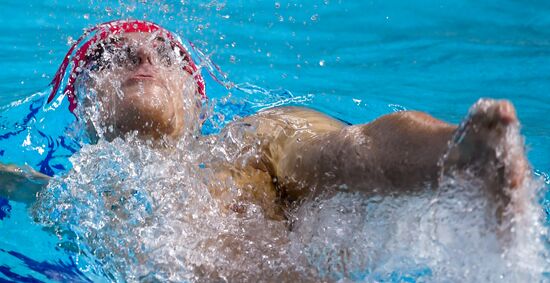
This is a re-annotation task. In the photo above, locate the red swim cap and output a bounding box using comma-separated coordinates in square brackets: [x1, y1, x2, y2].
[48, 19, 206, 114]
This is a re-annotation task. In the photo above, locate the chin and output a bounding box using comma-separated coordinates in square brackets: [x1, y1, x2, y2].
[123, 80, 169, 101]
[125, 82, 175, 111]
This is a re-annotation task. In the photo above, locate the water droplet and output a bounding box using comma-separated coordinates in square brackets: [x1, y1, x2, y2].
[126, 5, 136, 12]
[388, 104, 407, 112]
[67, 36, 75, 46]
[83, 14, 90, 20]
[319, 60, 325, 67]
[310, 14, 319, 21]
[274, 2, 280, 9]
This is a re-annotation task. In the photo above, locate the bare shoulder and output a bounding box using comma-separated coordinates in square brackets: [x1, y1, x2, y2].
[239, 106, 346, 135]
[216, 106, 347, 180]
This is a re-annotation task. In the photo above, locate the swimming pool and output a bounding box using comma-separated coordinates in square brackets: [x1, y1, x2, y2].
[0, 0, 549, 282]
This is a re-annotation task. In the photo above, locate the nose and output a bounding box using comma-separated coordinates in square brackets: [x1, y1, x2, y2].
[134, 45, 155, 67]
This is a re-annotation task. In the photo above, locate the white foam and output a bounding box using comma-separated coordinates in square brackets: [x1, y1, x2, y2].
[31, 132, 549, 282]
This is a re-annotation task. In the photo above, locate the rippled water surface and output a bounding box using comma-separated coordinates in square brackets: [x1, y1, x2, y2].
[0, 0, 549, 282]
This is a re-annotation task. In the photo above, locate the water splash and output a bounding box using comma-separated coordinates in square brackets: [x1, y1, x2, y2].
[30, 116, 549, 282]
[34, 133, 307, 281]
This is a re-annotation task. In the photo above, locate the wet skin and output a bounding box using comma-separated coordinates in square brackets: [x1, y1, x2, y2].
[1, 33, 529, 229]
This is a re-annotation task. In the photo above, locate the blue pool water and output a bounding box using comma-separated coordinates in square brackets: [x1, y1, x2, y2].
[0, 0, 549, 282]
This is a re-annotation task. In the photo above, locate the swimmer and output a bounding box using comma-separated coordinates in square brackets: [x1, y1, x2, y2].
[0, 20, 530, 246]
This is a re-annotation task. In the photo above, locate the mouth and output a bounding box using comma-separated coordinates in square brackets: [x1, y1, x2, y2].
[124, 72, 162, 86]
[122, 72, 168, 93]
[130, 73, 155, 80]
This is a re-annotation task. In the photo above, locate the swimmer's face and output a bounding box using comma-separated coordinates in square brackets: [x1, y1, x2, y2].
[85, 32, 200, 141]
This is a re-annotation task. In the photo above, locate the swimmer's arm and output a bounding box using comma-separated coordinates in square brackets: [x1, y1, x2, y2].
[238, 107, 456, 201]
[0, 164, 50, 204]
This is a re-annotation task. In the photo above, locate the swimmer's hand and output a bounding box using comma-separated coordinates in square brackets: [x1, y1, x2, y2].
[0, 163, 49, 204]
